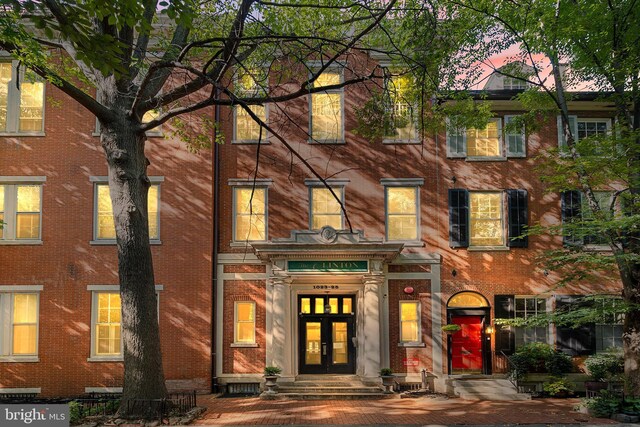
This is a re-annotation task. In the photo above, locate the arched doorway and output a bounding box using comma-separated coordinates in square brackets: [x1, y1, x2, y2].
[446, 291, 491, 375]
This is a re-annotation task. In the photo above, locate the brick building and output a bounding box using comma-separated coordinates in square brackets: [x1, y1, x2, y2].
[0, 53, 622, 396]
[0, 58, 213, 396]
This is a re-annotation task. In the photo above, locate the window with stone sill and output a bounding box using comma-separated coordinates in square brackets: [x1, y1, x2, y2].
[385, 186, 419, 241]
[0, 61, 45, 134]
[310, 70, 344, 143]
[469, 192, 504, 247]
[0, 293, 39, 358]
[310, 186, 343, 230]
[233, 187, 267, 242]
[399, 301, 420, 344]
[233, 69, 267, 143]
[0, 182, 43, 243]
[447, 116, 525, 158]
[234, 301, 256, 345]
[93, 181, 160, 242]
[383, 72, 418, 142]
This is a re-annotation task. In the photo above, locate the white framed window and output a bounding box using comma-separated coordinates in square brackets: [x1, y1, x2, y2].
[234, 301, 256, 345]
[91, 177, 162, 244]
[383, 72, 418, 143]
[399, 301, 420, 344]
[309, 186, 344, 230]
[0, 290, 40, 360]
[0, 61, 45, 135]
[447, 117, 526, 159]
[469, 191, 504, 247]
[515, 297, 548, 347]
[502, 77, 528, 90]
[88, 285, 161, 361]
[383, 178, 423, 242]
[233, 69, 267, 144]
[557, 116, 611, 148]
[93, 292, 121, 357]
[0, 177, 45, 244]
[467, 118, 502, 157]
[233, 186, 267, 242]
[309, 70, 344, 143]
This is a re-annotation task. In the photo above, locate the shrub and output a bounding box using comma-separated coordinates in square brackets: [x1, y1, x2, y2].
[545, 351, 574, 376]
[508, 343, 569, 378]
[584, 391, 622, 418]
[585, 352, 624, 382]
[543, 376, 575, 397]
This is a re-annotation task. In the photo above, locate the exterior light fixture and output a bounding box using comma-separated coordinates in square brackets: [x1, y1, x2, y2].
[485, 325, 495, 334]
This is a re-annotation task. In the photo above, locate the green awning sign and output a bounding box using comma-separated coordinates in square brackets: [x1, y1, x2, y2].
[288, 260, 368, 272]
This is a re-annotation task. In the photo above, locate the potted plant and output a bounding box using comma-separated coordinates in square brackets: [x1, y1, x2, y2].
[263, 366, 282, 395]
[441, 324, 462, 335]
[380, 368, 395, 394]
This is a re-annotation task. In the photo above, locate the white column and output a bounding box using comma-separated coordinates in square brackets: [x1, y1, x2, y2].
[362, 260, 384, 380]
[267, 260, 293, 380]
[430, 263, 445, 389]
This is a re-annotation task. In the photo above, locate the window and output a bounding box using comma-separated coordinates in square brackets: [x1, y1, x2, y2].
[233, 70, 267, 143]
[561, 190, 614, 247]
[233, 187, 267, 241]
[0, 179, 44, 243]
[557, 116, 611, 149]
[515, 297, 547, 347]
[467, 119, 502, 157]
[503, 77, 528, 90]
[596, 299, 623, 352]
[383, 73, 417, 142]
[0, 61, 45, 134]
[92, 179, 161, 242]
[447, 117, 525, 158]
[385, 185, 419, 241]
[310, 71, 343, 143]
[93, 292, 121, 357]
[469, 192, 504, 246]
[399, 301, 420, 343]
[234, 301, 256, 344]
[0, 293, 39, 359]
[449, 189, 528, 249]
[310, 187, 343, 230]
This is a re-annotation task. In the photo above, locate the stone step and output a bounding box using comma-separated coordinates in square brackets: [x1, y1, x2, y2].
[268, 392, 394, 400]
[456, 392, 532, 401]
[277, 386, 381, 393]
[452, 386, 521, 394]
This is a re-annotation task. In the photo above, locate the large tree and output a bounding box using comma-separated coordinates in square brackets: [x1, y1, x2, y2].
[0, 0, 403, 416]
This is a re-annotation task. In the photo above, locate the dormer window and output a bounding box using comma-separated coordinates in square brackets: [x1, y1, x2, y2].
[502, 77, 528, 90]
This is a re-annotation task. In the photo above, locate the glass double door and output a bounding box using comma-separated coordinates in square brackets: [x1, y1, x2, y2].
[298, 295, 355, 374]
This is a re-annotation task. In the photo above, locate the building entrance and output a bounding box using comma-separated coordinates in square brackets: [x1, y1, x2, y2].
[298, 295, 356, 374]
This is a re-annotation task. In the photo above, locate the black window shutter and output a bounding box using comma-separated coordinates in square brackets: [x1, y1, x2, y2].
[555, 296, 596, 356]
[561, 191, 582, 246]
[448, 189, 469, 248]
[494, 295, 515, 355]
[507, 189, 528, 248]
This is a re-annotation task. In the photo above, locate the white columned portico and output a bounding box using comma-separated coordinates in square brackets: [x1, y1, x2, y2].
[267, 259, 294, 381]
[362, 260, 384, 380]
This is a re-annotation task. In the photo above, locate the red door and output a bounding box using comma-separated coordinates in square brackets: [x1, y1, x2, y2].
[450, 315, 483, 373]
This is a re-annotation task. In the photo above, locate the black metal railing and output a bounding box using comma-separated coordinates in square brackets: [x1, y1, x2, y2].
[500, 350, 520, 390]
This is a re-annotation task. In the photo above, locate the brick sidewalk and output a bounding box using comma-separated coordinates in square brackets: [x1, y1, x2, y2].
[194, 395, 617, 425]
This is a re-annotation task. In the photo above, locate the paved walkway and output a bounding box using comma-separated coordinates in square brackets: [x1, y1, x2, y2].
[194, 395, 618, 425]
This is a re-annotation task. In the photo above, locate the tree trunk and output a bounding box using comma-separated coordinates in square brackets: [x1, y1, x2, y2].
[100, 115, 168, 417]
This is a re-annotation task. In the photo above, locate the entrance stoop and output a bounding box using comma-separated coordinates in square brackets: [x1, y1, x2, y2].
[270, 375, 393, 400]
[446, 375, 531, 401]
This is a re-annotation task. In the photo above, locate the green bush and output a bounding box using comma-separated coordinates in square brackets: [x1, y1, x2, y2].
[543, 376, 575, 397]
[68, 401, 81, 425]
[508, 343, 573, 378]
[584, 391, 622, 418]
[585, 352, 624, 382]
[622, 397, 640, 415]
[545, 351, 574, 376]
[264, 366, 282, 376]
